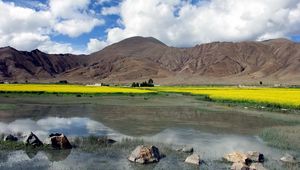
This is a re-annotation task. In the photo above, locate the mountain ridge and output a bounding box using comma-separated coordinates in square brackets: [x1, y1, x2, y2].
[1, 36, 300, 85]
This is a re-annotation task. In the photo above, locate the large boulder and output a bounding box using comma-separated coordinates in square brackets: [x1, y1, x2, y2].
[49, 133, 72, 149]
[4, 134, 18, 142]
[128, 145, 161, 164]
[280, 153, 297, 163]
[184, 154, 201, 165]
[25, 132, 43, 147]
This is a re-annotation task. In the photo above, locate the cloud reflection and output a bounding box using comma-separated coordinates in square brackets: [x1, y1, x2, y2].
[0, 117, 125, 141]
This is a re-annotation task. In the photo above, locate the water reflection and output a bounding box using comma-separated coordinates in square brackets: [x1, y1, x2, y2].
[145, 128, 284, 159]
[0, 117, 297, 170]
[0, 117, 126, 142]
[23, 149, 71, 162]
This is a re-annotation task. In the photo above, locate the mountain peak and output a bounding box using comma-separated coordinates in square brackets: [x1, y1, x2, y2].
[117, 36, 166, 46]
[31, 49, 44, 54]
[0, 46, 18, 52]
[262, 38, 293, 44]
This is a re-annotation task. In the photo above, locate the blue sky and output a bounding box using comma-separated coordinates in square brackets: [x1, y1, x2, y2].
[0, 0, 299, 54]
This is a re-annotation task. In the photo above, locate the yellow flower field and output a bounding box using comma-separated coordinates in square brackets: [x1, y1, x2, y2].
[0, 84, 154, 94]
[0, 84, 299, 108]
[152, 86, 300, 108]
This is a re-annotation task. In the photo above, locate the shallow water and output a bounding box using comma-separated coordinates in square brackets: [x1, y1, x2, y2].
[0, 95, 299, 169]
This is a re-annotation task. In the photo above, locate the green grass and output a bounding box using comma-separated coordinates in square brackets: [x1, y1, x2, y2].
[0, 103, 16, 110]
[259, 125, 300, 150]
[0, 140, 52, 151]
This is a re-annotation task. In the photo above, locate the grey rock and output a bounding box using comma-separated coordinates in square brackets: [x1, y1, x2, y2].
[26, 132, 43, 147]
[185, 154, 201, 165]
[128, 145, 161, 164]
[246, 151, 264, 163]
[4, 134, 18, 142]
[249, 163, 267, 170]
[49, 133, 72, 149]
[177, 146, 194, 153]
[280, 153, 297, 163]
[231, 162, 249, 170]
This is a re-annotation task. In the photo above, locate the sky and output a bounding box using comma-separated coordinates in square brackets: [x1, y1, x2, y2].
[0, 0, 300, 54]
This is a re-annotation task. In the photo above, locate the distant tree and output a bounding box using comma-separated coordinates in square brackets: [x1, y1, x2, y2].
[259, 81, 263, 85]
[136, 82, 140, 87]
[140, 81, 148, 87]
[148, 78, 154, 87]
[131, 82, 136, 87]
[58, 80, 68, 84]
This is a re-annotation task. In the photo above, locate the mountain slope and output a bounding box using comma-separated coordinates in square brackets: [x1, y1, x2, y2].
[1, 37, 300, 85]
[0, 47, 86, 82]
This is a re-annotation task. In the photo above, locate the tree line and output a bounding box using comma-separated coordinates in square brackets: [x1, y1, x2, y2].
[131, 79, 154, 87]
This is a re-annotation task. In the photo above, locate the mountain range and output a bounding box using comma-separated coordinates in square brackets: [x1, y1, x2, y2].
[1, 36, 300, 85]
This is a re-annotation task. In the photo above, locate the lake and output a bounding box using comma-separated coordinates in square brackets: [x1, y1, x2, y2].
[0, 94, 299, 170]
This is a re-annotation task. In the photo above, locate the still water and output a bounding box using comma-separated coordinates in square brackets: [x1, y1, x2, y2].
[0, 95, 298, 169]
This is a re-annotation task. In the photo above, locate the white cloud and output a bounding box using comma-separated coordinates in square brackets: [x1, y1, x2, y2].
[7, 33, 49, 51]
[54, 18, 104, 37]
[87, 38, 108, 53]
[0, 0, 103, 53]
[37, 40, 82, 54]
[1, 0, 300, 54]
[49, 0, 105, 37]
[49, 0, 91, 19]
[101, 6, 120, 15]
[105, 0, 300, 46]
[0, 1, 52, 34]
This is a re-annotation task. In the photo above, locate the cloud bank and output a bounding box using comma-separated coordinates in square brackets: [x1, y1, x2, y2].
[104, 0, 300, 48]
[0, 0, 300, 54]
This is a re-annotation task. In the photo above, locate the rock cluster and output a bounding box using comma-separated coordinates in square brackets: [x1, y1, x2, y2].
[2, 132, 73, 149]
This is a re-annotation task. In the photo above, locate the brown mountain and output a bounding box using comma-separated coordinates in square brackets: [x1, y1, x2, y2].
[1, 36, 300, 85]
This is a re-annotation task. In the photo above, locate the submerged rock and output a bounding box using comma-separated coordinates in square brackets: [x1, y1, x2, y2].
[49, 133, 72, 149]
[184, 154, 201, 165]
[231, 162, 267, 170]
[231, 162, 249, 170]
[4, 134, 18, 142]
[249, 163, 267, 170]
[97, 137, 116, 145]
[128, 145, 161, 164]
[177, 146, 194, 153]
[280, 153, 297, 163]
[25, 132, 43, 147]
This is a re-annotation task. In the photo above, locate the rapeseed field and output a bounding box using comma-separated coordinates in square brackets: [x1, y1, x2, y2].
[0, 84, 154, 94]
[153, 86, 300, 108]
[1, 84, 299, 108]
